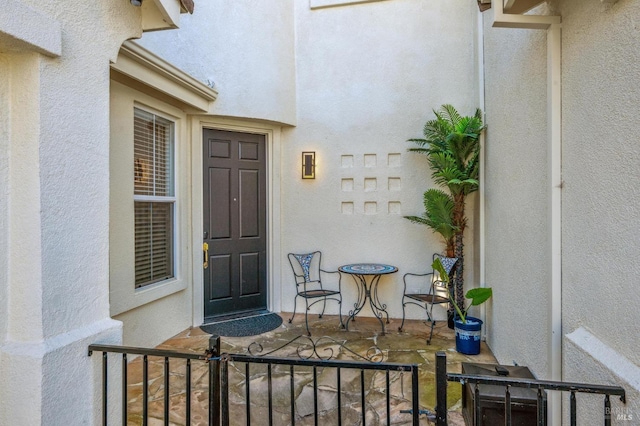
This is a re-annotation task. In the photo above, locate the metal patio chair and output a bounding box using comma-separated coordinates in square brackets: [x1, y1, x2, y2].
[398, 253, 458, 344]
[287, 251, 343, 336]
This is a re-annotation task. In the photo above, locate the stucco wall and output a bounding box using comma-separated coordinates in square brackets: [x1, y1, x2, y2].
[0, 56, 8, 342]
[481, 12, 549, 376]
[115, 291, 193, 348]
[0, 2, 141, 424]
[109, 80, 194, 348]
[482, 0, 640, 417]
[279, 0, 479, 322]
[557, 0, 640, 418]
[137, 0, 296, 126]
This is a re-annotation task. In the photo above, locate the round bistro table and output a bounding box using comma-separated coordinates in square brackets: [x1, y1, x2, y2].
[338, 263, 398, 334]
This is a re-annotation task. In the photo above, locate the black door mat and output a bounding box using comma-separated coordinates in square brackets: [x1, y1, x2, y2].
[200, 312, 283, 337]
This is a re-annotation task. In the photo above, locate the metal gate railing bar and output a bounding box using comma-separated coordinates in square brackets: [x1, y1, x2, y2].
[89, 335, 423, 425]
[434, 351, 626, 426]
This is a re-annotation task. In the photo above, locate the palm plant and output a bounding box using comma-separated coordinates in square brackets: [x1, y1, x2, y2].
[404, 188, 458, 257]
[405, 104, 484, 309]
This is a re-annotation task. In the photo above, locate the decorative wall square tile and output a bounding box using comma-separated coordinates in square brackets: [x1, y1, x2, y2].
[341, 155, 354, 168]
[364, 178, 377, 192]
[364, 154, 377, 168]
[364, 202, 377, 215]
[341, 178, 354, 192]
[388, 153, 401, 167]
[388, 177, 401, 191]
[341, 202, 354, 215]
[388, 201, 401, 215]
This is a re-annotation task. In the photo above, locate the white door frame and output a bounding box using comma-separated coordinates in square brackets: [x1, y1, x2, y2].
[191, 116, 283, 326]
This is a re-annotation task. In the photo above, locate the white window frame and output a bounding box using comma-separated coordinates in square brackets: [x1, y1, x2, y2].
[110, 42, 216, 320]
[133, 107, 178, 290]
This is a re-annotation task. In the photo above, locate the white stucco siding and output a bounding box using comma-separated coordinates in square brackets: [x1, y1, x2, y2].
[482, 15, 549, 376]
[137, 0, 296, 125]
[12, 2, 144, 341]
[482, 0, 640, 413]
[280, 0, 479, 321]
[109, 80, 193, 347]
[116, 292, 192, 349]
[0, 56, 9, 341]
[1, 2, 142, 424]
[4, 53, 44, 343]
[560, 0, 640, 365]
[38, 60, 113, 338]
[557, 0, 640, 409]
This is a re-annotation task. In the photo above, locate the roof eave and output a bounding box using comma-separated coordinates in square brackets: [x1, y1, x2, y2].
[180, 0, 194, 14]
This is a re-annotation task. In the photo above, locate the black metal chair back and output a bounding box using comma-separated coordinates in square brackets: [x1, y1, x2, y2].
[287, 251, 343, 335]
[398, 253, 458, 344]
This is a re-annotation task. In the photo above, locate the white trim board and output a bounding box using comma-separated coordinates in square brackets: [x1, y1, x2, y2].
[112, 41, 217, 113]
[566, 327, 640, 393]
[190, 117, 284, 327]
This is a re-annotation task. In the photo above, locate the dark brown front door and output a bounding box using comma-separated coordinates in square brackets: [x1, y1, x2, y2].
[203, 129, 267, 319]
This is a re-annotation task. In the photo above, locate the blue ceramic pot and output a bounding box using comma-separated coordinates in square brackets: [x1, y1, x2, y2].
[454, 316, 483, 355]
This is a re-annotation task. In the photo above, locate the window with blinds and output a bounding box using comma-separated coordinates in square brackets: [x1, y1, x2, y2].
[133, 108, 176, 288]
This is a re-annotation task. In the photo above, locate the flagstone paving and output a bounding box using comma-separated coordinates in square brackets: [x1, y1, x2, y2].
[125, 313, 496, 425]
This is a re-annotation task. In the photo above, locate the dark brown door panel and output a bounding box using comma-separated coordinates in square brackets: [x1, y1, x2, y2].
[203, 129, 267, 319]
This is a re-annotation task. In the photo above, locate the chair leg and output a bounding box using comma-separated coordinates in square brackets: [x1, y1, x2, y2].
[304, 297, 311, 336]
[425, 304, 435, 345]
[398, 298, 407, 332]
[288, 294, 299, 324]
[338, 295, 344, 329]
[319, 297, 327, 318]
[427, 319, 436, 345]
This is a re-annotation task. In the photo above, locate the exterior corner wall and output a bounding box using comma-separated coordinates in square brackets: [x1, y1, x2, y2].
[481, 11, 550, 376]
[0, 1, 143, 424]
[482, 0, 640, 413]
[137, 0, 297, 125]
[0, 54, 11, 343]
[558, 0, 640, 406]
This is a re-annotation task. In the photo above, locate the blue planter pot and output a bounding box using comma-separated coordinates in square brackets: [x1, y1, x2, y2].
[454, 316, 483, 355]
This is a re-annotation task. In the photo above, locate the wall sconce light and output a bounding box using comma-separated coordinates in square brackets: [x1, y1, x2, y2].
[131, 0, 143, 6]
[302, 151, 316, 179]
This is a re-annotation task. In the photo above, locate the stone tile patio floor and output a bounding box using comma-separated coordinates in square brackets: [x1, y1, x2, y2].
[125, 313, 496, 425]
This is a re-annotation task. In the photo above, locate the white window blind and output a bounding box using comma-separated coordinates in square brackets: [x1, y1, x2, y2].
[133, 108, 175, 288]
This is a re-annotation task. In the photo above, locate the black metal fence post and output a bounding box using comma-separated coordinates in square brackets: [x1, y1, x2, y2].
[209, 335, 221, 426]
[411, 365, 419, 426]
[221, 357, 230, 426]
[435, 351, 448, 426]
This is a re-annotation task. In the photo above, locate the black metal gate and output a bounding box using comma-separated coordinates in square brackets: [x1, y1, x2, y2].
[89, 335, 421, 425]
[433, 351, 626, 426]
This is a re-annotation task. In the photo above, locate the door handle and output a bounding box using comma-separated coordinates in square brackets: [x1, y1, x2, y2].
[203, 242, 209, 269]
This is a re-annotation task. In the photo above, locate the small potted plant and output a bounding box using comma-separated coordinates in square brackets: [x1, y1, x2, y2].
[432, 257, 492, 355]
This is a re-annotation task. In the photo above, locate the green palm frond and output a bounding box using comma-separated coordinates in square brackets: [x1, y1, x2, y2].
[412, 105, 484, 194]
[432, 167, 466, 191]
[404, 188, 458, 243]
[440, 104, 463, 128]
[407, 138, 429, 149]
[423, 193, 458, 243]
